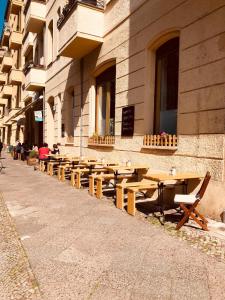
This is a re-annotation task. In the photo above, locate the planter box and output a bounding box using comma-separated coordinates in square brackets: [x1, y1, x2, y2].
[27, 157, 38, 166]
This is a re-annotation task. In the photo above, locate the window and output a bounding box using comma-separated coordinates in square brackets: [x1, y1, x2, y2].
[154, 37, 179, 134]
[95, 65, 116, 136]
[16, 85, 21, 108]
[48, 20, 54, 63]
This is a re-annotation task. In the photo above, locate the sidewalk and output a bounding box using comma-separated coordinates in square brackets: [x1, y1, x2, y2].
[1, 154, 225, 299]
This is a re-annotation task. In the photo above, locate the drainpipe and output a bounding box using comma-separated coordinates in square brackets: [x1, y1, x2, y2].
[43, 89, 45, 145]
[80, 58, 84, 157]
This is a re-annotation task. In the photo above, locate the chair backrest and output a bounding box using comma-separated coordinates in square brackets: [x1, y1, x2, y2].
[197, 171, 211, 199]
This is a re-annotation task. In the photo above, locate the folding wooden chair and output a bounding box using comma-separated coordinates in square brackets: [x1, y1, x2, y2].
[174, 171, 211, 231]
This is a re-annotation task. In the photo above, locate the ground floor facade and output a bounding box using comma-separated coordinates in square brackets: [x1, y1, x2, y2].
[43, 1, 225, 219]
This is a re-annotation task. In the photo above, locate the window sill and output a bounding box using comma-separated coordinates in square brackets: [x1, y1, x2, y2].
[88, 143, 114, 148]
[142, 145, 178, 151]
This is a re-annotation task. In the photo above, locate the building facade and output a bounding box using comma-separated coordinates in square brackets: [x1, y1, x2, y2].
[0, 0, 225, 219]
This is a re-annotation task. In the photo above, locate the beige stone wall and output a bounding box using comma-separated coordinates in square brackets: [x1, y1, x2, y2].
[45, 0, 225, 219]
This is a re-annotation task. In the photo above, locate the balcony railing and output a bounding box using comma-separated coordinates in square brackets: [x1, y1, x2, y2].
[24, 0, 46, 33]
[0, 48, 5, 61]
[57, 1, 104, 29]
[1, 53, 13, 72]
[2, 85, 13, 98]
[9, 69, 23, 85]
[9, 31, 23, 50]
[57, 0, 104, 58]
[0, 73, 7, 84]
[10, 0, 23, 14]
[24, 62, 46, 91]
[22, 32, 34, 56]
[143, 134, 178, 149]
[88, 135, 115, 146]
[1, 23, 11, 46]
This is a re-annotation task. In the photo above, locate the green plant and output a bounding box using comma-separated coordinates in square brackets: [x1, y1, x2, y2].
[29, 150, 38, 158]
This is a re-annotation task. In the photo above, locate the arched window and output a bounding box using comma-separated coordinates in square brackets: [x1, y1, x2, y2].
[95, 65, 116, 136]
[154, 37, 179, 134]
[48, 20, 54, 64]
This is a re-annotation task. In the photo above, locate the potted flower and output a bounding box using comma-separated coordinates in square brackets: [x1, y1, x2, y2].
[27, 150, 38, 166]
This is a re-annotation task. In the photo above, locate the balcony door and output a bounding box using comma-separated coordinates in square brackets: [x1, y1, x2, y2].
[154, 37, 179, 134]
[95, 65, 115, 136]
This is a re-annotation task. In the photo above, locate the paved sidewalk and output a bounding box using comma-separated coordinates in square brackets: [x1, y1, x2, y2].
[1, 154, 225, 300]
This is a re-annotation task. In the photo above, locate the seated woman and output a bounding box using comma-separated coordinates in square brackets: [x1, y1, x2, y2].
[38, 143, 50, 161]
[51, 144, 60, 155]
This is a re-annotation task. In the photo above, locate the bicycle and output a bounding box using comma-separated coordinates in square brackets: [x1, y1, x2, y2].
[0, 158, 6, 173]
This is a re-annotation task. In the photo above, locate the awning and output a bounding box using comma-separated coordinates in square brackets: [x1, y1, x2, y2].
[4, 97, 43, 125]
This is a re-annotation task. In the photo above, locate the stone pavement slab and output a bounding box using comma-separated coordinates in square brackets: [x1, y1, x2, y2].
[0, 191, 41, 300]
[1, 154, 225, 300]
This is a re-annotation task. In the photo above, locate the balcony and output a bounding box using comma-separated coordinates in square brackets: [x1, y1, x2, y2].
[9, 69, 23, 85]
[2, 85, 13, 98]
[23, 90, 34, 102]
[9, 0, 23, 14]
[0, 73, 7, 84]
[24, 63, 46, 91]
[24, 0, 46, 33]
[1, 23, 11, 47]
[0, 48, 5, 62]
[9, 31, 23, 50]
[0, 98, 8, 105]
[1, 54, 13, 72]
[22, 32, 34, 56]
[143, 134, 178, 150]
[57, 0, 104, 58]
[88, 135, 115, 147]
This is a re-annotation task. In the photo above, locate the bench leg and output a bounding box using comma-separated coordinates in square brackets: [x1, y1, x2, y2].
[116, 186, 124, 209]
[75, 172, 81, 189]
[89, 176, 95, 196]
[49, 164, 53, 176]
[61, 168, 65, 182]
[71, 172, 75, 187]
[96, 178, 103, 199]
[57, 167, 61, 180]
[127, 190, 136, 216]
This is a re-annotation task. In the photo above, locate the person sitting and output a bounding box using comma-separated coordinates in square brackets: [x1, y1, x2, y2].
[51, 144, 60, 155]
[38, 143, 50, 161]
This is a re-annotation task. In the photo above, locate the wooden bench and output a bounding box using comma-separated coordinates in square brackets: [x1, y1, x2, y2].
[95, 173, 136, 199]
[127, 184, 158, 216]
[39, 160, 45, 172]
[47, 161, 62, 176]
[116, 179, 156, 210]
[71, 168, 108, 189]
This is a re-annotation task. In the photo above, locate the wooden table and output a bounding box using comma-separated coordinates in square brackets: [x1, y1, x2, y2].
[106, 165, 150, 183]
[144, 172, 203, 215]
[144, 172, 203, 182]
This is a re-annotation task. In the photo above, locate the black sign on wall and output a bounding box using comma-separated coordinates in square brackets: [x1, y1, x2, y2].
[121, 105, 135, 136]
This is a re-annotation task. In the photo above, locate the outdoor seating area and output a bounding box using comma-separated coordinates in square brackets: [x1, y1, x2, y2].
[34, 153, 210, 231]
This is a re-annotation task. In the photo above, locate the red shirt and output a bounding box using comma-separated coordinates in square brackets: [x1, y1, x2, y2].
[38, 147, 50, 159]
